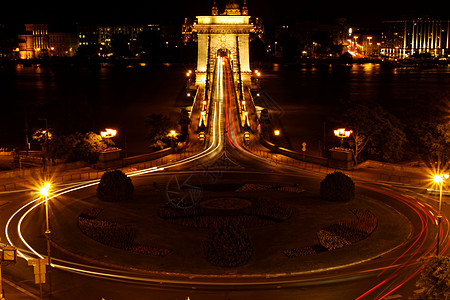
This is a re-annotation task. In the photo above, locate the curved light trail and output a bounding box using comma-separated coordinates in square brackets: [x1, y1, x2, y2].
[3, 57, 449, 299]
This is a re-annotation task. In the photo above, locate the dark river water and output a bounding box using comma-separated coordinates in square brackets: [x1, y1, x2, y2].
[261, 63, 450, 154]
[1, 62, 449, 156]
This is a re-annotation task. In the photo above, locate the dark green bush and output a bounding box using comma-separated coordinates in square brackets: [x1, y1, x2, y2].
[320, 171, 355, 202]
[97, 170, 134, 202]
[203, 221, 253, 267]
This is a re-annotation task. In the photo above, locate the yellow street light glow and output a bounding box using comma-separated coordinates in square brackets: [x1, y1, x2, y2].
[101, 128, 117, 138]
[40, 182, 51, 197]
[274, 130, 280, 136]
[434, 175, 444, 184]
[170, 130, 176, 136]
[40, 187, 49, 197]
[334, 128, 352, 138]
[434, 173, 449, 183]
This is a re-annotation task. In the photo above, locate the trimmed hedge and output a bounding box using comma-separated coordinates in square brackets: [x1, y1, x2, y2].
[320, 171, 355, 203]
[97, 170, 134, 202]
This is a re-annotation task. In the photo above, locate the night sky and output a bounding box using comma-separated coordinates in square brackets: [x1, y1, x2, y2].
[0, 0, 447, 27]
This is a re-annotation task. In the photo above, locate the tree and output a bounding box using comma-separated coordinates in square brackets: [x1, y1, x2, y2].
[413, 256, 450, 299]
[33, 130, 114, 164]
[71, 132, 114, 164]
[403, 92, 450, 170]
[333, 100, 407, 164]
[97, 170, 134, 202]
[145, 113, 172, 150]
[178, 108, 191, 142]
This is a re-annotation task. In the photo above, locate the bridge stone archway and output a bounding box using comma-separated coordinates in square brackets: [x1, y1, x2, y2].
[194, 1, 254, 87]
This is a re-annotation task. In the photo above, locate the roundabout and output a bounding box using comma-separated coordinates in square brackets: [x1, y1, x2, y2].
[5, 171, 433, 286]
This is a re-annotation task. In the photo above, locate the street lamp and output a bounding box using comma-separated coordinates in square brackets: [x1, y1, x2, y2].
[39, 182, 52, 298]
[334, 128, 352, 148]
[100, 128, 117, 139]
[433, 173, 449, 255]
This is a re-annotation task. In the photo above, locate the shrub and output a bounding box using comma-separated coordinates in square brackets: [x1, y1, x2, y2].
[203, 221, 253, 267]
[97, 170, 134, 202]
[320, 171, 355, 202]
[413, 256, 450, 300]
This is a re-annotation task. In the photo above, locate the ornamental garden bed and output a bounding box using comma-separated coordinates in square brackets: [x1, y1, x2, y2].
[77, 207, 172, 256]
[281, 208, 378, 258]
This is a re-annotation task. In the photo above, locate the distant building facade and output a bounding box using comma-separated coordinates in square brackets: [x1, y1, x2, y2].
[382, 18, 450, 58]
[17, 24, 77, 59]
[78, 23, 174, 57]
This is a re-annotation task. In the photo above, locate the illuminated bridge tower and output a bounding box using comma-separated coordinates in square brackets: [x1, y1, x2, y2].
[194, 0, 254, 88]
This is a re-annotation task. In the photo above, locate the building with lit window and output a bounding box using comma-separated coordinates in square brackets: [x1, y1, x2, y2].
[17, 24, 78, 59]
[17, 24, 49, 59]
[77, 23, 166, 57]
[382, 18, 450, 58]
[49, 32, 78, 57]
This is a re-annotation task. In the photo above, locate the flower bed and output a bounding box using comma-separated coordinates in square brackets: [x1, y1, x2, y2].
[78, 217, 136, 249]
[275, 186, 305, 193]
[235, 184, 273, 192]
[79, 207, 104, 219]
[282, 208, 378, 257]
[203, 221, 253, 267]
[235, 183, 304, 193]
[78, 209, 172, 256]
[317, 229, 351, 251]
[281, 246, 316, 258]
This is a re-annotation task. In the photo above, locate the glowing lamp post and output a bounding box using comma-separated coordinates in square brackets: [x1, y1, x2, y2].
[334, 128, 352, 148]
[254, 70, 261, 86]
[434, 173, 449, 255]
[169, 130, 177, 148]
[39, 182, 53, 298]
[186, 70, 192, 87]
